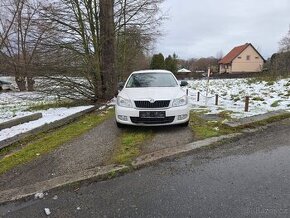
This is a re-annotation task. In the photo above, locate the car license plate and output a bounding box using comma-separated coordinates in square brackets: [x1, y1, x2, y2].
[139, 111, 165, 118]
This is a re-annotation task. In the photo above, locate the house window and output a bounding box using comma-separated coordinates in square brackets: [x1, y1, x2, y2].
[238, 56, 242, 59]
[255, 57, 259, 59]
[246, 55, 250, 60]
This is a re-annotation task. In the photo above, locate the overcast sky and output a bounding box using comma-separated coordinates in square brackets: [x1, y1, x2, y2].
[155, 0, 290, 59]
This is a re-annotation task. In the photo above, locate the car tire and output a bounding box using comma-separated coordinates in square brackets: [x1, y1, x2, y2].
[116, 121, 126, 128]
[180, 120, 189, 127]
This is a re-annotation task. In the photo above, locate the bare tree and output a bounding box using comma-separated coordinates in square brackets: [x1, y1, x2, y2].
[115, 0, 165, 80]
[0, 0, 52, 91]
[39, 0, 164, 101]
[279, 25, 290, 52]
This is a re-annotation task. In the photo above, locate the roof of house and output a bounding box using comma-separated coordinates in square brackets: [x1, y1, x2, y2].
[218, 43, 265, 64]
[177, 68, 191, 73]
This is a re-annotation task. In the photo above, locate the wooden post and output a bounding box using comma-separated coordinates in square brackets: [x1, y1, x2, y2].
[197, 92, 200, 101]
[215, 94, 218, 105]
[245, 96, 249, 112]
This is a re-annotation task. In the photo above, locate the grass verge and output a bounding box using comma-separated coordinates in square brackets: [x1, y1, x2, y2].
[238, 112, 290, 129]
[112, 128, 154, 165]
[0, 109, 114, 175]
[26, 100, 92, 111]
[270, 100, 283, 107]
[189, 110, 290, 140]
[189, 110, 238, 140]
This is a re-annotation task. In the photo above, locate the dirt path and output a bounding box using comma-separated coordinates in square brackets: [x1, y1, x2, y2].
[142, 125, 194, 153]
[0, 118, 194, 191]
[0, 118, 121, 191]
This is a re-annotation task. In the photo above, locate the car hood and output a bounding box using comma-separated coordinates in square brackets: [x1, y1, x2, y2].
[119, 87, 185, 100]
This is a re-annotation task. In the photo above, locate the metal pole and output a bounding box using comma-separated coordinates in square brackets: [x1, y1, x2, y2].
[245, 96, 249, 112]
[215, 94, 218, 105]
[197, 92, 200, 101]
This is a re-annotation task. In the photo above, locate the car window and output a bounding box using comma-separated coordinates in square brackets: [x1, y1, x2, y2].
[126, 73, 178, 88]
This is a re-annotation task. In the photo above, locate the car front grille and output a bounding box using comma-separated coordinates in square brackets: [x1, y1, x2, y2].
[130, 116, 175, 124]
[134, 100, 170, 108]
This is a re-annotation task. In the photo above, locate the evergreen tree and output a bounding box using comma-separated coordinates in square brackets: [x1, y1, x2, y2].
[150, 53, 165, 69]
[164, 53, 178, 73]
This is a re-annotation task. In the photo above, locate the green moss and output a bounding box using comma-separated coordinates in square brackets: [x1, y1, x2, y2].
[112, 129, 154, 165]
[270, 100, 283, 107]
[230, 94, 239, 101]
[189, 111, 237, 140]
[218, 110, 233, 119]
[0, 110, 114, 175]
[233, 97, 241, 102]
[266, 81, 275, 86]
[252, 97, 265, 101]
[240, 113, 290, 128]
[26, 100, 92, 111]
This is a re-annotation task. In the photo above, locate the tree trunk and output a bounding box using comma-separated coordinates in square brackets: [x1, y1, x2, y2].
[99, 0, 117, 100]
[15, 75, 26, 91]
[27, 77, 35, 91]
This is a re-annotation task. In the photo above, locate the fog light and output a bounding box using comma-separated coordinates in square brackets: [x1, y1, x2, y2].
[178, 114, 188, 120]
[118, 115, 128, 121]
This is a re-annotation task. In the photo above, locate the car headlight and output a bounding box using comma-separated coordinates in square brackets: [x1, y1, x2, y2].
[172, 95, 187, 107]
[117, 96, 133, 108]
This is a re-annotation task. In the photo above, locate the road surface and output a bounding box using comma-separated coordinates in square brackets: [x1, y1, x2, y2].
[0, 119, 290, 218]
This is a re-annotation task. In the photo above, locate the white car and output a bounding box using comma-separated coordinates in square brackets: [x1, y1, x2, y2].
[0, 80, 15, 91]
[115, 70, 190, 127]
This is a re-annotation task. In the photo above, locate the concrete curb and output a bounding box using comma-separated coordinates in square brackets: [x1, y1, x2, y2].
[224, 110, 290, 128]
[0, 113, 42, 131]
[0, 105, 99, 150]
[0, 164, 129, 205]
[132, 133, 242, 168]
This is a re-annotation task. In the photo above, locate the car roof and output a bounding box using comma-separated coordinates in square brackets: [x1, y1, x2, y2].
[0, 80, 11, 84]
[131, 70, 173, 74]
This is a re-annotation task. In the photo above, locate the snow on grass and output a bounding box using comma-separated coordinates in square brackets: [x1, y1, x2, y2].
[0, 106, 94, 141]
[0, 91, 59, 122]
[187, 78, 290, 119]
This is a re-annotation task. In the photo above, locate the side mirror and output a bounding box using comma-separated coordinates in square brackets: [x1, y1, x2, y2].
[180, 81, 188, 87]
[118, 81, 125, 91]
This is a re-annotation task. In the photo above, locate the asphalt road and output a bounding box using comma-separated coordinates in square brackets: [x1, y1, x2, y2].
[1, 119, 290, 218]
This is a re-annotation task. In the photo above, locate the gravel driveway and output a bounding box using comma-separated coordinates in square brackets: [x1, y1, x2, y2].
[0, 117, 194, 191]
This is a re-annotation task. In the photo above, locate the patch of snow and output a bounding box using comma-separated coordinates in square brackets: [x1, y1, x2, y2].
[34, 192, 44, 199]
[0, 91, 59, 122]
[186, 78, 290, 119]
[52, 195, 58, 200]
[44, 208, 51, 216]
[0, 106, 94, 141]
[107, 97, 116, 106]
[98, 105, 106, 110]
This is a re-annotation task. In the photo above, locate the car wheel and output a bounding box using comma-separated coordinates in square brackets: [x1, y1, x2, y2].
[180, 120, 189, 127]
[116, 121, 126, 128]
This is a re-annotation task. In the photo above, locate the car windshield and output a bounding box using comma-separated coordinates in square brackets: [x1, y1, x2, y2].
[126, 73, 178, 88]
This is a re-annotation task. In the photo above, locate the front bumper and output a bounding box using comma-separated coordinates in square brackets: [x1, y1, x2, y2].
[115, 104, 190, 126]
